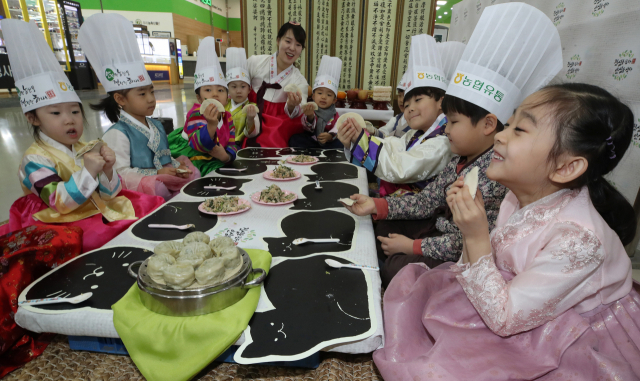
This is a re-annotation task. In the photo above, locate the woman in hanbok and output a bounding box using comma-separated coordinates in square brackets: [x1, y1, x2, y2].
[374, 82, 640, 381]
[245, 22, 309, 148]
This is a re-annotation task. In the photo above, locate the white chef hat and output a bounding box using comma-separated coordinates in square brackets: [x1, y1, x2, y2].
[313, 55, 342, 96]
[2, 19, 81, 113]
[193, 37, 227, 91]
[79, 13, 152, 93]
[437, 41, 466, 86]
[446, 3, 562, 124]
[405, 34, 447, 95]
[225, 47, 251, 86]
[397, 71, 409, 92]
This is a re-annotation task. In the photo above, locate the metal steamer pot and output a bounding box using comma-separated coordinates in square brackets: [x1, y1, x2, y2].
[128, 248, 266, 317]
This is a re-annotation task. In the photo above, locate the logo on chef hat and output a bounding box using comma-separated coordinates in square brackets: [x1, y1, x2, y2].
[219, 73, 224, 79]
[105, 68, 115, 82]
[553, 3, 566, 26]
[565, 54, 582, 80]
[613, 50, 635, 81]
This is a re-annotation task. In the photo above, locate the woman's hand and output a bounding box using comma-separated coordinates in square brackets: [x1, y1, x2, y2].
[446, 176, 492, 264]
[377, 234, 414, 256]
[100, 145, 116, 181]
[343, 194, 377, 216]
[286, 91, 303, 113]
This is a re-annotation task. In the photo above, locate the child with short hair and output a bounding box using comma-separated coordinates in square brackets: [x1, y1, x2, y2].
[339, 36, 464, 197]
[168, 37, 237, 176]
[80, 13, 199, 201]
[223, 47, 260, 145]
[288, 55, 343, 149]
[0, 19, 163, 253]
[343, 4, 563, 285]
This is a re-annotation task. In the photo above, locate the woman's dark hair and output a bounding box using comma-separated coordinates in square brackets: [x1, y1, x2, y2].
[25, 102, 87, 141]
[404, 87, 445, 104]
[276, 22, 306, 49]
[441, 94, 505, 132]
[90, 90, 131, 123]
[531, 83, 636, 245]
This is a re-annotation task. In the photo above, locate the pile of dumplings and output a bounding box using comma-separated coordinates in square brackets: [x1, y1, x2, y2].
[147, 232, 242, 290]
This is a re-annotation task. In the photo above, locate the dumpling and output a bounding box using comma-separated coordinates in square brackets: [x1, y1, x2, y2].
[153, 241, 184, 258]
[162, 263, 195, 290]
[195, 258, 226, 285]
[209, 236, 235, 256]
[147, 253, 176, 282]
[177, 251, 206, 268]
[183, 231, 210, 245]
[180, 242, 212, 259]
[219, 246, 242, 270]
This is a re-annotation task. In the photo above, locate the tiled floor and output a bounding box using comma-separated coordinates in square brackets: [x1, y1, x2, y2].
[0, 83, 197, 222]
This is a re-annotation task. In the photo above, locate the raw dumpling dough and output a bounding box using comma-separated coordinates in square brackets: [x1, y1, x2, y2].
[153, 241, 185, 258]
[195, 258, 226, 285]
[338, 198, 356, 206]
[163, 263, 195, 290]
[147, 253, 176, 282]
[336, 112, 366, 132]
[283, 84, 301, 94]
[183, 231, 211, 245]
[199, 98, 225, 114]
[220, 246, 242, 270]
[209, 236, 235, 256]
[463, 167, 479, 200]
[180, 242, 213, 259]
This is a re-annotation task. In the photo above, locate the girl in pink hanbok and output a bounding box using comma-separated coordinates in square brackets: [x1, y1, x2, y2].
[373, 82, 640, 380]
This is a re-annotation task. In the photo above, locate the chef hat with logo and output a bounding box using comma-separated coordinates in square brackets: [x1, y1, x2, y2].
[79, 13, 152, 92]
[437, 41, 466, 86]
[225, 47, 251, 86]
[193, 37, 227, 91]
[2, 19, 81, 113]
[447, 3, 562, 123]
[405, 34, 447, 95]
[313, 55, 342, 96]
[397, 71, 410, 92]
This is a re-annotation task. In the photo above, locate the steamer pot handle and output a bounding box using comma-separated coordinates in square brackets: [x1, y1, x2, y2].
[128, 261, 143, 280]
[243, 268, 267, 288]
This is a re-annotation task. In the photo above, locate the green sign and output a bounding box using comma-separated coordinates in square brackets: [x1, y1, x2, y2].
[200, 0, 212, 5]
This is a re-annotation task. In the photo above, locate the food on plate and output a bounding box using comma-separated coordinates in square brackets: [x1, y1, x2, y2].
[337, 91, 347, 100]
[220, 246, 242, 270]
[177, 251, 206, 268]
[209, 236, 235, 256]
[259, 184, 296, 203]
[147, 253, 176, 282]
[358, 89, 369, 101]
[163, 263, 196, 290]
[153, 241, 185, 258]
[290, 154, 316, 163]
[373, 86, 392, 102]
[183, 231, 211, 245]
[346, 89, 359, 101]
[195, 258, 226, 285]
[271, 164, 296, 179]
[180, 242, 212, 260]
[202, 196, 249, 214]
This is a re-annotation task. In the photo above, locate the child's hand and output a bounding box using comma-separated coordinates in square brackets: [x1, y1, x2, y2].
[245, 104, 258, 118]
[318, 132, 333, 144]
[377, 234, 414, 256]
[209, 144, 230, 163]
[83, 151, 106, 178]
[446, 176, 492, 264]
[302, 103, 316, 118]
[158, 167, 178, 176]
[286, 91, 303, 110]
[343, 194, 377, 216]
[176, 164, 192, 178]
[202, 104, 220, 135]
[100, 145, 117, 180]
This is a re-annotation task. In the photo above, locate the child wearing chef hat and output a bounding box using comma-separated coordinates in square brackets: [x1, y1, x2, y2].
[288, 55, 344, 149]
[80, 13, 199, 201]
[0, 19, 163, 253]
[223, 47, 260, 144]
[339, 36, 463, 198]
[168, 37, 237, 176]
[343, 2, 562, 287]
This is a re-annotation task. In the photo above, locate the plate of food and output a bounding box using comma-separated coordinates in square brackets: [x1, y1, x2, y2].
[286, 154, 319, 165]
[251, 185, 298, 206]
[263, 164, 301, 181]
[198, 195, 251, 216]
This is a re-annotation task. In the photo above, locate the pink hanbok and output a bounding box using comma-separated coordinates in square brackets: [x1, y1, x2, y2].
[374, 187, 640, 380]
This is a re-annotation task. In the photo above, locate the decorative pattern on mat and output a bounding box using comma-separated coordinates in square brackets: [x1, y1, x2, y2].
[4, 336, 383, 381]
